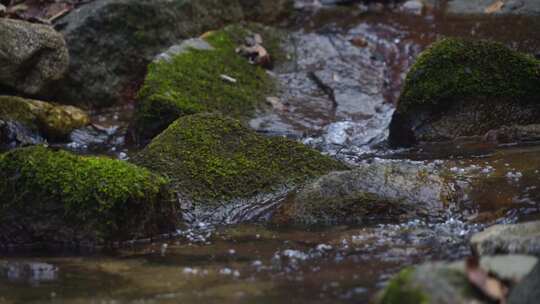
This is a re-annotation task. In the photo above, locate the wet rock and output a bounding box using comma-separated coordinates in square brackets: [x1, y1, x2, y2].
[0, 96, 89, 147]
[0, 146, 177, 248]
[251, 21, 419, 153]
[0, 18, 68, 96]
[376, 255, 539, 304]
[131, 24, 282, 144]
[132, 113, 345, 224]
[0, 4, 5, 16]
[471, 221, 540, 256]
[273, 159, 460, 224]
[389, 38, 540, 147]
[52, 0, 291, 108]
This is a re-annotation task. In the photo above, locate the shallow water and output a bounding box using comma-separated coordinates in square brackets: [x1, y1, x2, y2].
[2, 2, 540, 304]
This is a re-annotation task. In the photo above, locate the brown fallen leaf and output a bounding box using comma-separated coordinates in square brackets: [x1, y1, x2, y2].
[485, 0, 504, 14]
[466, 256, 509, 304]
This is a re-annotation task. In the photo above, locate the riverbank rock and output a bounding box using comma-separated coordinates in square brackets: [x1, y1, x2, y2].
[131, 24, 283, 144]
[389, 38, 540, 147]
[52, 0, 292, 108]
[0, 96, 89, 148]
[0, 146, 177, 248]
[132, 113, 345, 223]
[0, 18, 68, 97]
[273, 159, 459, 225]
[471, 221, 540, 256]
[376, 255, 539, 304]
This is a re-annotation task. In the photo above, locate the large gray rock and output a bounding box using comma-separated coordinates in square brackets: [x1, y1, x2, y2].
[273, 159, 460, 224]
[0, 18, 68, 96]
[471, 221, 540, 256]
[51, 0, 292, 108]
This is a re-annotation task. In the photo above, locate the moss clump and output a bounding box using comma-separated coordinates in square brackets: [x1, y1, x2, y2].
[0, 146, 177, 244]
[398, 38, 540, 114]
[133, 113, 345, 203]
[133, 23, 284, 143]
[379, 268, 429, 304]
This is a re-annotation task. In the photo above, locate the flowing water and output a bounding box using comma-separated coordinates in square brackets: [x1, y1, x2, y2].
[2, 2, 540, 303]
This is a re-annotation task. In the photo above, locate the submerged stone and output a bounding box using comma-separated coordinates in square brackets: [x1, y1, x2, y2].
[0, 146, 177, 247]
[389, 38, 540, 146]
[132, 113, 345, 211]
[131, 23, 283, 144]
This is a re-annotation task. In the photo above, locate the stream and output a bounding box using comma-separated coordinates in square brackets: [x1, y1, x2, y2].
[1, 2, 540, 303]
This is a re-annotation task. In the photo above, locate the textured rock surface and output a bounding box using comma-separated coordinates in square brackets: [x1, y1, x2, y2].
[0, 18, 68, 96]
[274, 159, 460, 224]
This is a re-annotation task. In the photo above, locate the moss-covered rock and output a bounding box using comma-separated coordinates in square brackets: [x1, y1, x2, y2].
[376, 255, 539, 304]
[132, 113, 345, 205]
[0, 96, 89, 146]
[0, 146, 177, 247]
[389, 38, 540, 146]
[131, 23, 285, 143]
[54, 0, 292, 108]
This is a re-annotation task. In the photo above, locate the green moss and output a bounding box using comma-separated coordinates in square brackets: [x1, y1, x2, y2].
[133, 23, 283, 142]
[0, 96, 38, 130]
[379, 268, 429, 304]
[398, 38, 540, 114]
[133, 113, 345, 203]
[0, 146, 177, 243]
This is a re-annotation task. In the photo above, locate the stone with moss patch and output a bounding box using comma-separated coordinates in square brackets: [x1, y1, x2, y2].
[133, 113, 345, 205]
[132, 23, 286, 143]
[0, 96, 89, 147]
[0, 146, 177, 247]
[376, 255, 538, 304]
[389, 38, 540, 146]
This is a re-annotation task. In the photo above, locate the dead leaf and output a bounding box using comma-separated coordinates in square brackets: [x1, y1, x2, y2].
[466, 256, 509, 304]
[485, 0, 504, 14]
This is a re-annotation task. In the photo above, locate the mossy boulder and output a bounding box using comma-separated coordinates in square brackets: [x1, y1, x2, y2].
[0, 96, 89, 148]
[132, 23, 284, 143]
[0, 146, 177, 247]
[389, 38, 540, 147]
[132, 113, 345, 206]
[376, 255, 539, 304]
[53, 0, 292, 108]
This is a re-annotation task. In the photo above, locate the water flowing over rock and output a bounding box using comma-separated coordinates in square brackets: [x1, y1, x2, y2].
[0, 18, 68, 97]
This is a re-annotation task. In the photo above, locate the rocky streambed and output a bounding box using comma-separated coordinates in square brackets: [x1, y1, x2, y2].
[1, 0, 540, 303]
